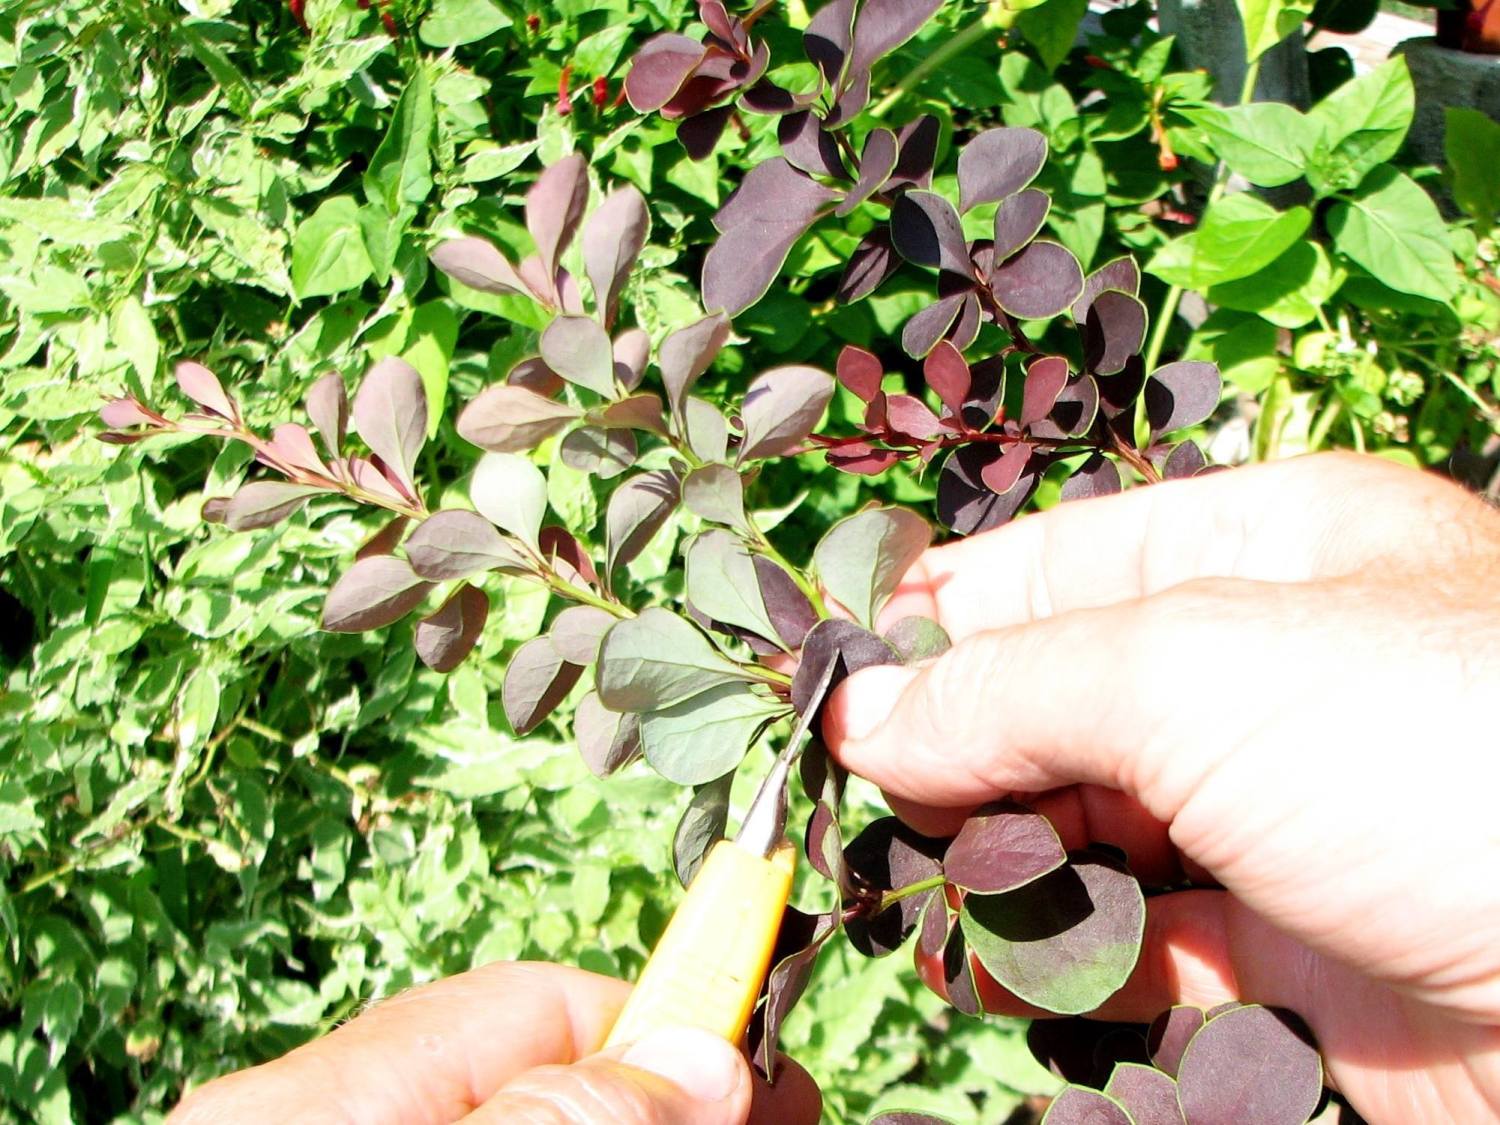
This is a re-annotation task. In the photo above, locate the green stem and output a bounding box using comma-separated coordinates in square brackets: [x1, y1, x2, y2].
[869, 15, 993, 119]
[544, 573, 633, 618]
[877, 873, 947, 914]
[1307, 394, 1342, 450]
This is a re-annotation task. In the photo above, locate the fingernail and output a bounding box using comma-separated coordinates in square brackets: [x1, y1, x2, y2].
[621, 1026, 741, 1102]
[835, 665, 915, 742]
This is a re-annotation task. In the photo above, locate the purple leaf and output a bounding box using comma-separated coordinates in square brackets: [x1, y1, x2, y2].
[1103, 1063, 1186, 1125]
[741, 79, 822, 115]
[574, 691, 642, 778]
[957, 127, 1048, 212]
[827, 441, 902, 475]
[943, 923, 982, 1015]
[739, 365, 835, 460]
[1039, 1087, 1133, 1125]
[613, 327, 650, 390]
[625, 33, 709, 111]
[550, 605, 617, 665]
[944, 800, 1067, 893]
[526, 154, 589, 296]
[673, 772, 734, 886]
[901, 291, 967, 358]
[1073, 256, 1142, 324]
[593, 392, 668, 436]
[992, 188, 1051, 260]
[352, 357, 427, 495]
[962, 355, 1006, 429]
[222, 482, 323, 530]
[262, 420, 322, 471]
[305, 373, 349, 459]
[539, 526, 601, 589]
[684, 396, 730, 461]
[1085, 290, 1148, 376]
[686, 529, 783, 645]
[1099, 355, 1147, 423]
[99, 398, 156, 430]
[507, 356, 565, 398]
[414, 584, 489, 672]
[1031, 375, 1100, 441]
[1021, 356, 1070, 429]
[805, 800, 845, 886]
[405, 509, 530, 579]
[699, 0, 746, 52]
[917, 889, 949, 960]
[660, 313, 731, 419]
[1176, 1006, 1323, 1125]
[704, 220, 819, 316]
[1161, 439, 1207, 479]
[836, 226, 901, 303]
[430, 236, 534, 299]
[1148, 1007, 1206, 1078]
[1060, 453, 1123, 502]
[749, 907, 838, 1078]
[583, 186, 649, 328]
[357, 516, 409, 560]
[714, 157, 840, 232]
[540, 315, 616, 396]
[850, 0, 944, 74]
[790, 618, 899, 715]
[884, 393, 944, 439]
[923, 341, 970, 416]
[605, 469, 681, 576]
[937, 444, 1042, 534]
[836, 127, 898, 216]
[457, 385, 580, 452]
[682, 463, 746, 528]
[503, 635, 584, 735]
[946, 292, 982, 351]
[346, 456, 407, 505]
[803, 0, 855, 85]
[836, 344, 884, 401]
[176, 361, 236, 420]
[979, 441, 1034, 495]
[845, 817, 945, 957]
[753, 556, 818, 650]
[1145, 361, 1222, 438]
[560, 426, 637, 479]
[322, 556, 433, 632]
[891, 190, 973, 276]
[678, 106, 733, 161]
[888, 114, 941, 189]
[778, 110, 846, 179]
[991, 241, 1085, 320]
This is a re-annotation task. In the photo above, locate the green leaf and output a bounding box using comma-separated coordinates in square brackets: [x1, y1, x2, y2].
[1237, 0, 1313, 62]
[639, 683, 782, 785]
[1445, 107, 1500, 230]
[1016, 0, 1088, 72]
[1208, 241, 1343, 329]
[1328, 167, 1458, 302]
[814, 508, 932, 629]
[419, 0, 512, 47]
[364, 66, 435, 216]
[685, 530, 782, 647]
[1145, 194, 1310, 289]
[462, 140, 538, 184]
[597, 608, 750, 712]
[1306, 58, 1413, 195]
[292, 196, 374, 299]
[401, 302, 458, 438]
[1195, 102, 1319, 188]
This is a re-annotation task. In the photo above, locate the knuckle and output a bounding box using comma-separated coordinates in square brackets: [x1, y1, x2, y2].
[494, 1066, 663, 1125]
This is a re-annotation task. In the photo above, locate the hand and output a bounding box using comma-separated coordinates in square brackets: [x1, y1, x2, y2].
[169, 961, 821, 1124]
[822, 453, 1500, 1123]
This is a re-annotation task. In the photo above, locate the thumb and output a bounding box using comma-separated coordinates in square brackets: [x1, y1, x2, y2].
[467, 1026, 752, 1124]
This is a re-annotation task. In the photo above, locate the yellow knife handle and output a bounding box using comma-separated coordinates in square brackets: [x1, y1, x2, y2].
[603, 838, 796, 1049]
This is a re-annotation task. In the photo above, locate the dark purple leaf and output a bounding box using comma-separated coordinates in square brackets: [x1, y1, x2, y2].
[891, 190, 973, 276]
[539, 526, 600, 588]
[836, 344, 884, 401]
[459, 385, 581, 453]
[430, 236, 533, 299]
[322, 556, 433, 632]
[750, 907, 838, 1077]
[803, 0, 855, 84]
[1030, 1018, 1139, 1086]
[625, 33, 708, 112]
[605, 469, 681, 576]
[937, 444, 1041, 534]
[828, 69, 871, 127]
[945, 799, 1066, 893]
[962, 355, 1006, 429]
[790, 618, 899, 715]
[1161, 440, 1207, 479]
[1146, 361, 1222, 438]
[660, 313, 731, 419]
[699, 0, 747, 55]
[1103, 1063, 1186, 1125]
[739, 365, 835, 460]
[1148, 1006, 1206, 1078]
[503, 635, 583, 735]
[848, 880, 938, 959]
[923, 340, 970, 416]
[414, 584, 489, 672]
[850, 0, 943, 73]
[777, 110, 846, 179]
[678, 105, 734, 160]
[836, 127, 899, 216]
[176, 361, 236, 420]
[305, 373, 348, 458]
[946, 292, 982, 351]
[1074, 256, 1142, 324]
[991, 241, 1085, 320]
[917, 890, 949, 959]
[583, 186, 649, 328]
[888, 114, 941, 188]
[1099, 355, 1146, 424]
[901, 291, 967, 358]
[836, 226, 902, 303]
[1085, 291, 1148, 376]
[540, 315, 616, 396]
[674, 772, 734, 886]
[1060, 453, 1123, 502]
[884, 616, 951, 663]
[943, 921, 982, 1016]
[704, 219, 823, 316]
[405, 509, 530, 580]
[715, 157, 839, 231]
[560, 426, 637, 480]
[1040, 1087, 1132, 1125]
[979, 441, 1033, 495]
[526, 154, 588, 295]
[961, 850, 1145, 1015]
[845, 816, 944, 893]
[1031, 375, 1100, 441]
[221, 482, 322, 531]
[958, 127, 1048, 212]
[352, 357, 426, 494]
[1021, 356, 1070, 429]
[507, 356, 565, 398]
[992, 188, 1052, 260]
[753, 556, 818, 649]
[805, 800, 844, 886]
[1176, 1006, 1323, 1125]
[741, 80, 820, 114]
[574, 691, 642, 778]
[356, 516, 409, 560]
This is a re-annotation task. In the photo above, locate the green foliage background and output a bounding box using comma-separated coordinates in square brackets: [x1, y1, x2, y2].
[1, 0, 1497, 1122]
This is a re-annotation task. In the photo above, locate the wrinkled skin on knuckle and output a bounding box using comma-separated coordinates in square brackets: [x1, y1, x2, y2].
[496, 1065, 664, 1125]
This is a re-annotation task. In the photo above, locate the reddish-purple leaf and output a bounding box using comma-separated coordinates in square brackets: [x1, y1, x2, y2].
[1149, 1007, 1207, 1078]
[222, 482, 323, 530]
[583, 186, 649, 328]
[827, 442, 901, 475]
[836, 127, 898, 216]
[739, 365, 835, 460]
[701, 0, 749, 52]
[884, 393, 944, 439]
[605, 469, 681, 576]
[1074, 256, 1142, 324]
[1085, 290, 1148, 376]
[1060, 452, 1123, 502]
[268, 422, 327, 476]
[850, 0, 944, 74]
[714, 157, 839, 232]
[551, 605, 617, 665]
[750, 907, 838, 1078]
[1031, 375, 1100, 441]
[741, 79, 822, 115]
[805, 800, 844, 885]
[778, 110, 846, 179]
[430, 236, 534, 299]
[753, 556, 818, 650]
[943, 923, 982, 1015]
[305, 373, 349, 459]
[790, 618, 899, 715]
[613, 327, 650, 390]
[100, 398, 156, 429]
[891, 190, 973, 276]
[660, 313, 731, 418]
[992, 241, 1084, 320]
[947, 292, 982, 351]
[1021, 356, 1070, 429]
[963, 355, 1006, 429]
[503, 635, 584, 735]
[945, 800, 1067, 893]
[540, 315, 616, 396]
[1176, 1006, 1323, 1125]
[593, 392, 668, 435]
[845, 817, 945, 957]
[415, 584, 490, 672]
[322, 555, 433, 632]
[836, 344, 884, 402]
[1145, 361, 1222, 438]
[574, 691, 642, 778]
[356, 516, 409, 560]
[992, 188, 1051, 260]
[917, 890, 949, 960]
[346, 456, 407, 504]
[1040, 1087, 1132, 1125]
[901, 291, 967, 358]
[923, 341, 970, 415]
[1099, 355, 1147, 423]
[458, 385, 580, 452]
[507, 356, 565, 398]
[526, 154, 589, 295]
[888, 114, 941, 188]
[957, 127, 1049, 212]
[938, 444, 1042, 534]
[539, 526, 601, 588]
[836, 226, 901, 303]
[352, 357, 426, 494]
[979, 441, 1033, 494]
[405, 509, 529, 579]
[1161, 439, 1207, 479]
[1103, 1064, 1187, 1125]
[560, 426, 637, 480]
[625, 33, 709, 110]
[176, 361, 236, 420]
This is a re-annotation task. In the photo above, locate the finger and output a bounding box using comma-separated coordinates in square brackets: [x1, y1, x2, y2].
[465, 1026, 752, 1125]
[170, 962, 629, 1124]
